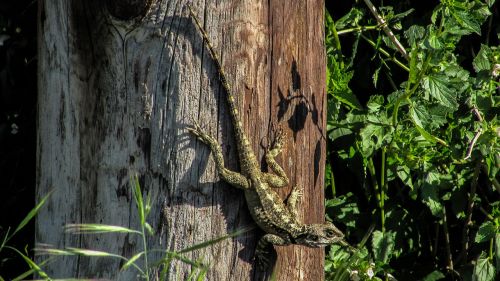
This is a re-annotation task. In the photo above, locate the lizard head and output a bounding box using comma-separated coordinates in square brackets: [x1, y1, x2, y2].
[295, 222, 345, 247]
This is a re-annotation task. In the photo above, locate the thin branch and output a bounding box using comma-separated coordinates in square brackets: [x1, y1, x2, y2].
[465, 107, 484, 160]
[464, 129, 483, 160]
[361, 34, 410, 72]
[472, 106, 484, 122]
[337, 25, 380, 35]
[363, 0, 409, 60]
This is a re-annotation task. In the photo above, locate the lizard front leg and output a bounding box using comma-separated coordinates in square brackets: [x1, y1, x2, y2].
[263, 127, 289, 188]
[255, 234, 290, 269]
[188, 123, 250, 189]
[286, 185, 303, 220]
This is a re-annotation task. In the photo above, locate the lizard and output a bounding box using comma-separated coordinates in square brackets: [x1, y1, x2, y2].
[185, 4, 346, 268]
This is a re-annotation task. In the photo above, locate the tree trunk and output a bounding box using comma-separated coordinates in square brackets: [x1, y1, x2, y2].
[36, 0, 326, 280]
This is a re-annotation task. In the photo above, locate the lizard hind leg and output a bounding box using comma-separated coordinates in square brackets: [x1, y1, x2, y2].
[286, 185, 303, 219]
[187, 122, 250, 190]
[263, 126, 290, 188]
[255, 234, 290, 270]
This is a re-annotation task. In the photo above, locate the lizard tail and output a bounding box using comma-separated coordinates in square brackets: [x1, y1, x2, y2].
[187, 4, 257, 169]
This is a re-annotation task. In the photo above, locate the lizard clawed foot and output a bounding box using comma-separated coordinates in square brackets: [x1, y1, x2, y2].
[266, 125, 287, 158]
[187, 121, 217, 145]
[272, 126, 287, 150]
[289, 185, 304, 200]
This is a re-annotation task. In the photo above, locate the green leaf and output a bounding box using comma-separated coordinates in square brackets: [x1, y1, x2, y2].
[328, 61, 361, 109]
[421, 270, 445, 281]
[404, 25, 425, 46]
[359, 118, 393, 157]
[366, 95, 384, 112]
[396, 165, 413, 189]
[409, 103, 428, 128]
[474, 253, 495, 281]
[335, 88, 362, 110]
[473, 45, 492, 72]
[409, 102, 449, 130]
[335, 8, 364, 30]
[426, 32, 443, 49]
[371, 230, 395, 263]
[450, 10, 481, 35]
[421, 172, 444, 217]
[422, 74, 459, 109]
[475, 221, 497, 243]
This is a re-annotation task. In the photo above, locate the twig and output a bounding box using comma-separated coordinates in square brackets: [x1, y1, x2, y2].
[472, 106, 484, 122]
[363, 0, 409, 60]
[464, 129, 483, 160]
[464, 107, 484, 160]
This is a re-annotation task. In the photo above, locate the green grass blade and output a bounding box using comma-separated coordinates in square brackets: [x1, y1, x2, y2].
[0, 227, 11, 249]
[10, 190, 53, 239]
[6, 246, 50, 279]
[12, 267, 37, 281]
[11, 256, 54, 281]
[66, 247, 123, 258]
[131, 174, 145, 224]
[65, 223, 141, 235]
[34, 247, 75, 256]
[121, 252, 144, 271]
[196, 269, 207, 281]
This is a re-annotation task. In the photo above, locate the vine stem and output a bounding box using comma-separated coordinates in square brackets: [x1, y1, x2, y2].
[363, 0, 408, 60]
[337, 25, 379, 35]
[361, 35, 409, 72]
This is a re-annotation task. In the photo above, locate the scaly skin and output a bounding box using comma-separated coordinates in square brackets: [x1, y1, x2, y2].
[186, 4, 346, 269]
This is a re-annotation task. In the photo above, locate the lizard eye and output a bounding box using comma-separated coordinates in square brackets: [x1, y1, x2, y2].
[325, 229, 336, 237]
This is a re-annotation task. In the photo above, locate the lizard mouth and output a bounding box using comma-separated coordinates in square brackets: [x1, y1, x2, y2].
[309, 241, 333, 247]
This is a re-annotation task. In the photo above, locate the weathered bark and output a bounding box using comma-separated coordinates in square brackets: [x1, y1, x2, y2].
[36, 0, 326, 280]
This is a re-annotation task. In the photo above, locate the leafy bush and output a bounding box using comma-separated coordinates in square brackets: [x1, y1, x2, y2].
[325, 1, 499, 280]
